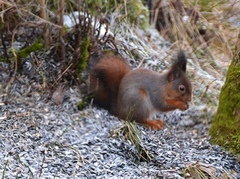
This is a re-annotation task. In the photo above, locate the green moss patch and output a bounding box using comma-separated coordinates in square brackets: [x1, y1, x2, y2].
[78, 37, 90, 73]
[18, 38, 44, 59]
[209, 62, 240, 154]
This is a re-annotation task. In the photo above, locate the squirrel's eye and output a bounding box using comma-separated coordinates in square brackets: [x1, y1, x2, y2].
[179, 85, 185, 92]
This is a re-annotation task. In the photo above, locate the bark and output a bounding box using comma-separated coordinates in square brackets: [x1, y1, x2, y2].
[209, 31, 240, 154]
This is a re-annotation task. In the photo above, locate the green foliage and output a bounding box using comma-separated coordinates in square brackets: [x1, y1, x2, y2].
[88, 0, 149, 29]
[18, 38, 44, 59]
[126, 0, 149, 29]
[189, 0, 228, 12]
[209, 62, 240, 154]
[9, 47, 17, 61]
[78, 37, 90, 73]
[46, 0, 58, 11]
[77, 100, 86, 111]
[87, 0, 115, 15]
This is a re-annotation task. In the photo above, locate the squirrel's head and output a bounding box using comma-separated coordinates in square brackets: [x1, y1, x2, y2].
[166, 50, 192, 104]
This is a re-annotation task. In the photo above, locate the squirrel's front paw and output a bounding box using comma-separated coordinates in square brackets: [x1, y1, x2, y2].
[178, 102, 189, 111]
[141, 119, 164, 130]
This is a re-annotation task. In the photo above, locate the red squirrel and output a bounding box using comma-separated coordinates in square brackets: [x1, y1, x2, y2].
[88, 50, 192, 130]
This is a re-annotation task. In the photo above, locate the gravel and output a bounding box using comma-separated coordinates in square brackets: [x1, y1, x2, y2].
[0, 78, 239, 179]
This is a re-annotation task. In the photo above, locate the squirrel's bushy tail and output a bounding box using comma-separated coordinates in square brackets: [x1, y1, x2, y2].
[88, 51, 131, 113]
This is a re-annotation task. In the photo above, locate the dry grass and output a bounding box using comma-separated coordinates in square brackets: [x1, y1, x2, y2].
[111, 121, 152, 162]
[0, 0, 117, 89]
[1, 0, 239, 67]
[149, 0, 239, 69]
[183, 161, 236, 179]
[184, 161, 218, 179]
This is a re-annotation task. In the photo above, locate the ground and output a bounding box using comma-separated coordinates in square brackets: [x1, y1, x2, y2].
[0, 19, 239, 178]
[0, 75, 239, 178]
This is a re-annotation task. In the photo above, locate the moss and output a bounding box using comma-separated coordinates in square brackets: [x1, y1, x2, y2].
[209, 62, 240, 154]
[88, 0, 149, 29]
[78, 94, 94, 110]
[190, 0, 228, 12]
[125, 0, 149, 29]
[0, 57, 4, 62]
[18, 38, 44, 59]
[77, 100, 86, 111]
[78, 37, 90, 73]
[87, 0, 109, 15]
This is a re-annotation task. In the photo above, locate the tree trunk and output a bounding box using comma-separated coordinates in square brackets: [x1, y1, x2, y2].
[209, 32, 240, 154]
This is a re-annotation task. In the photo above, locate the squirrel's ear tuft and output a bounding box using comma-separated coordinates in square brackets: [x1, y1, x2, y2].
[167, 50, 187, 81]
[172, 50, 187, 73]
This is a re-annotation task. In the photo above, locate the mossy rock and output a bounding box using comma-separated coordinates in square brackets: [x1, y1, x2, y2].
[209, 62, 240, 154]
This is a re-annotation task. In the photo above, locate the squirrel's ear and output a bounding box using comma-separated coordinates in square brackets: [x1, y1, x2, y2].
[180, 62, 187, 72]
[167, 67, 181, 81]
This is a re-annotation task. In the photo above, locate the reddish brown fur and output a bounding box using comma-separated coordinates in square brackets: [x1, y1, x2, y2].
[139, 88, 147, 97]
[164, 81, 191, 111]
[89, 53, 131, 112]
[140, 120, 165, 130]
[88, 51, 192, 130]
